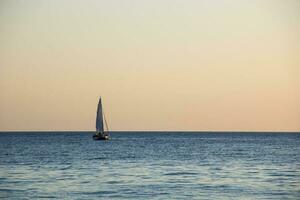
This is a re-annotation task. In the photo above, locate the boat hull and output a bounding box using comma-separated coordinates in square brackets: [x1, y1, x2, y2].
[93, 134, 109, 140]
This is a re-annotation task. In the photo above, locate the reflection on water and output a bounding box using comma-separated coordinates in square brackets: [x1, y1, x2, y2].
[0, 132, 299, 199]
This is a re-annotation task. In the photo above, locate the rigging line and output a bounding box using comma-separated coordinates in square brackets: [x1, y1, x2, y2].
[103, 108, 109, 133]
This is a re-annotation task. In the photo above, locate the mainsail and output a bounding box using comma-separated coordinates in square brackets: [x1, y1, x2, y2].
[96, 97, 104, 133]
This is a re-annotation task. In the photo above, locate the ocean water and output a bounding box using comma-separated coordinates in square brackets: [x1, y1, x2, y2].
[0, 132, 299, 199]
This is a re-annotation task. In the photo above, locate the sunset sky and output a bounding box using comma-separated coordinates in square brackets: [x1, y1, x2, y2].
[1, 0, 299, 131]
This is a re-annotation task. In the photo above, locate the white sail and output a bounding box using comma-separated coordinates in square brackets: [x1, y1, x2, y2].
[96, 97, 104, 133]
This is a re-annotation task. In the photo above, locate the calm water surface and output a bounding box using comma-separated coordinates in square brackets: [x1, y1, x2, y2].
[0, 132, 299, 199]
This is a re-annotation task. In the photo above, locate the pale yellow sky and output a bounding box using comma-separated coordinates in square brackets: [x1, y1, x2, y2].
[1, 0, 299, 131]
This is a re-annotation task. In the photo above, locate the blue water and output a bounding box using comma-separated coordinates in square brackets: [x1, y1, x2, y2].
[0, 132, 299, 199]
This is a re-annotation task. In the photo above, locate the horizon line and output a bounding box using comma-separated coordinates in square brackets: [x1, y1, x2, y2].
[0, 130, 299, 133]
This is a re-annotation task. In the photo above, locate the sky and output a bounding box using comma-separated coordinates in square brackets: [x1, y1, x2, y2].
[1, 0, 299, 131]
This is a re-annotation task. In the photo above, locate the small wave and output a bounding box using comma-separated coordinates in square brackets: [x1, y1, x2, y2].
[105, 180, 121, 184]
[164, 172, 198, 176]
[0, 188, 25, 192]
[59, 165, 72, 170]
[79, 181, 90, 184]
[36, 195, 56, 199]
[0, 177, 7, 181]
[268, 172, 295, 177]
[88, 157, 107, 160]
[117, 156, 137, 159]
[81, 190, 117, 195]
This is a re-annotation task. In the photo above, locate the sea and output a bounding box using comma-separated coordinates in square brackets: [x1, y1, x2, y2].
[0, 132, 299, 199]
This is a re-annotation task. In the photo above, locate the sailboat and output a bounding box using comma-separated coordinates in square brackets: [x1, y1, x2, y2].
[93, 97, 110, 140]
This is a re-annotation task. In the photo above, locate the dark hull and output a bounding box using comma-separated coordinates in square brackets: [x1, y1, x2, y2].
[93, 134, 109, 140]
